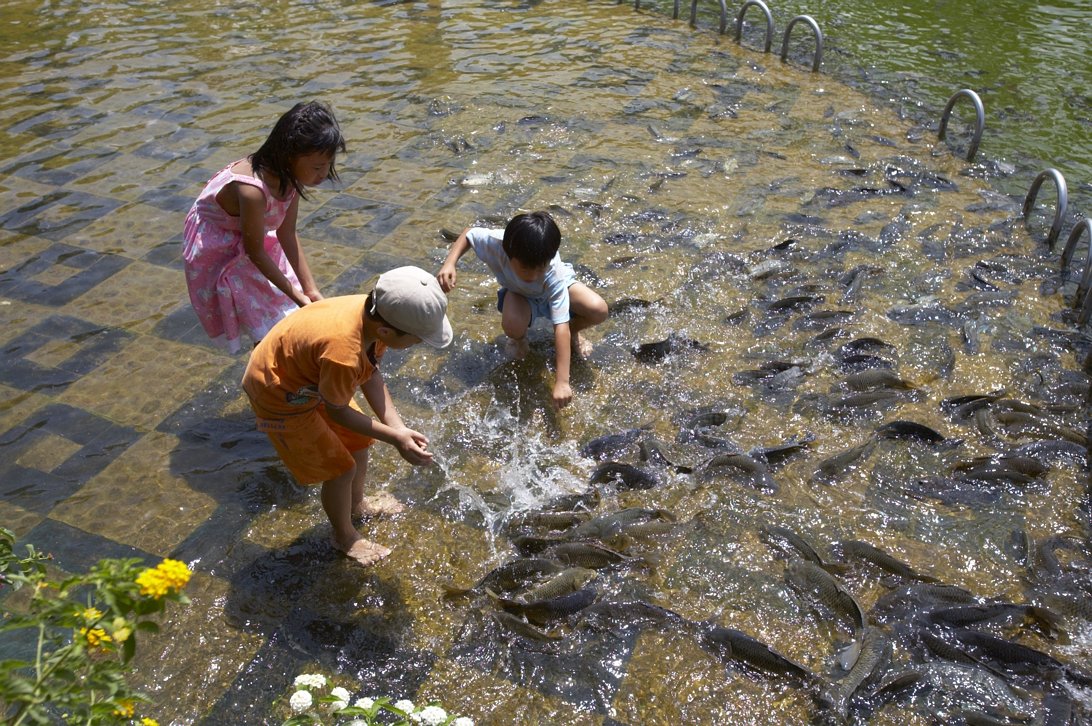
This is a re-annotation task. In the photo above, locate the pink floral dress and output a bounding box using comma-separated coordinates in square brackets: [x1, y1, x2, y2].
[183, 162, 302, 352]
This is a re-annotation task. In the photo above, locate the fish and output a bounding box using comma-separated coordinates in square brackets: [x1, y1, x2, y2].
[546, 542, 647, 570]
[814, 439, 876, 482]
[749, 433, 815, 467]
[694, 452, 779, 493]
[785, 559, 866, 632]
[894, 476, 1002, 506]
[505, 510, 589, 535]
[829, 390, 903, 413]
[590, 462, 660, 491]
[760, 525, 846, 573]
[569, 508, 674, 541]
[579, 428, 647, 460]
[948, 627, 1088, 682]
[926, 603, 1062, 639]
[490, 610, 563, 641]
[577, 600, 691, 635]
[952, 454, 1049, 479]
[700, 625, 814, 682]
[869, 582, 977, 624]
[518, 567, 598, 602]
[632, 333, 710, 363]
[837, 539, 939, 583]
[818, 626, 891, 718]
[638, 435, 694, 474]
[487, 586, 597, 626]
[442, 557, 564, 598]
[875, 419, 951, 445]
[766, 295, 824, 313]
[842, 369, 915, 392]
[942, 392, 1006, 419]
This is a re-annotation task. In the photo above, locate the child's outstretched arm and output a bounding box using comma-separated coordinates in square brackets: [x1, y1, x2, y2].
[436, 227, 473, 292]
[238, 185, 312, 307]
[552, 321, 573, 409]
[277, 196, 322, 302]
[360, 370, 433, 465]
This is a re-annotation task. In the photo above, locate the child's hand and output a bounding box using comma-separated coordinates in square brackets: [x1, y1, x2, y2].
[393, 427, 434, 465]
[304, 289, 324, 302]
[552, 381, 573, 410]
[436, 265, 457, 292]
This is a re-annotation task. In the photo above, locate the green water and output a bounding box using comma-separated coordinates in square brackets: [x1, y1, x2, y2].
[719, 0, 1092, 202]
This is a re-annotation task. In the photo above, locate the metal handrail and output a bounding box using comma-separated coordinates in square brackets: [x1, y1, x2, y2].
[937, 89, 985, 162]
[1060, 218, 1091, 280]
[689, 0, 728, 33]
[1023, 168, 1069, 249]
[735, 0, 774, 52]
[1061, 219, 1092, 304]
[780, 15, 822, 72]
[1078, 274, 1092, 327]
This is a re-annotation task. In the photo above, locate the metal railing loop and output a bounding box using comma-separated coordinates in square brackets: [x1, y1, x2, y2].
[780, 14, 823, 72]
[1061, 219, 1092, 307]
[689, 0, 728, 33]
[735, 0, 774, 52]
[937, 89, 985, 161]
[1023, 168, 1069, 249]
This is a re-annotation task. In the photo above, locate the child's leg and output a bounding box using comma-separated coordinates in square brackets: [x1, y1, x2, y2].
[566, 282, 609, 357]
[350, 446, 404, 517]
[321, 452, 391, 566]
[500, 290, 532, 359]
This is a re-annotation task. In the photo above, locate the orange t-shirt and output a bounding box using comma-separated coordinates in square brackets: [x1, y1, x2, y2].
[242, 295, 387, 417]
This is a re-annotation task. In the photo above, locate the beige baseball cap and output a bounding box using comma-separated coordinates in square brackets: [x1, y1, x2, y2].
[372, 266, 453, 348]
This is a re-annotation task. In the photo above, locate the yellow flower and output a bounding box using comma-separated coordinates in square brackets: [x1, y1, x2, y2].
[136, 559, 191, 598]
[140, 718, 159, 726]
[111, 616, 132, 643]
[113, 699, 135, 718]
[79, 627, 112, 648]
[81, 607, 103, 622]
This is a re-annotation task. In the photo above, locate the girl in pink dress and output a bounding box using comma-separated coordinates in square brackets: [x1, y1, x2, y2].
[183, 101, 346, 352]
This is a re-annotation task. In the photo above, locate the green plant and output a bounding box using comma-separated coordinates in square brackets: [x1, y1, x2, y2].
[0, 527, 191, 725]
[283, 673, 474, 726]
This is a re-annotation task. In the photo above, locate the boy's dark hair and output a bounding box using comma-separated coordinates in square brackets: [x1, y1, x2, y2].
[250, 101, 347, 200]
[502, 211, 561, 268]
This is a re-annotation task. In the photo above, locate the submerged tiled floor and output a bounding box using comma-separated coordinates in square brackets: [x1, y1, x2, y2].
[0, 80, 460, 722]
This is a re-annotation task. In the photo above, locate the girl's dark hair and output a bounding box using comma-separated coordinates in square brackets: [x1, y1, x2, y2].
[502, 211, 561, 267]
[250, 101, 347, 199]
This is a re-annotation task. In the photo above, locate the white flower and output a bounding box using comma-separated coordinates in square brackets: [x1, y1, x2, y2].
[289, 690, 313, 713]
[415, 705, 448, 725]
[347, 721, 368, 726]
[394, 699, 416, 713]
[328, 686, 351, 710]
[353, 697, 375, 710]
[293, 673, 327, 689]
[453, 718, 475, 726]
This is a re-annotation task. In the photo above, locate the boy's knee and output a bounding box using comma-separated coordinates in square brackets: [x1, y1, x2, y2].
[590, 298, 609, 323]
[580, 295, 609, 325]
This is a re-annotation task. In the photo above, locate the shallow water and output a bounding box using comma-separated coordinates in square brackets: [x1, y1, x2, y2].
[0, 0, 1089, 724]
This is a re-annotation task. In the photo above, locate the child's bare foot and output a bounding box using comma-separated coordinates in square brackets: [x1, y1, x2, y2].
[332, 536, 391, 567]
[504, 335, 529, 360]
[572, 333, 593, 359]
[353, 491, 405, 519]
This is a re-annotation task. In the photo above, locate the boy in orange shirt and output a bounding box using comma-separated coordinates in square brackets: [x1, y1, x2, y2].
[242, 266, 453, 566]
